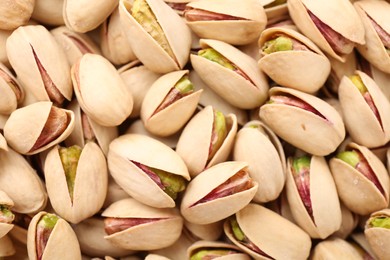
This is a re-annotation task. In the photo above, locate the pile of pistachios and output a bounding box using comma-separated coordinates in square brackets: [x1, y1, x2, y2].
[1, 0, 390, 259]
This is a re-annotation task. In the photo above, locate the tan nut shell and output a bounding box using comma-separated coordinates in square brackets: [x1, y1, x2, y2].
[102, 198, 183, 251]
[339, 70, 390, 148]
[184, 220, 223, 241]
[108, 134, 190, 208]
[333, 203, 359, 239]
[119, 0, 192, 74]
[0, 63, 24, 115]
[191, 39, 269, 109]
[4, 101, 75, 155]
[141, 70, 203, 136]
[187, 240, 251, 260]
[31, 0, 64, 26]
[264, 2, 289, 25]
[329, 142, 390, 215]
[27, 212, 81, 260]
[0, 235, 15, 257]
[224, 203, 311, 260]
[180, 161, 258, 225]
[259, 87, 345, 156]
[0, 0, 35, 30]
[312, 238, 363, 260]
[258, 27, 331, 93]
[176, 105, 238, 177]
[365, 209, 390, 260]
[185, 0, 267, 46]
[0, 30, 11, 68]
[72, 53, 133, 127]
[0, 190, 14, 239]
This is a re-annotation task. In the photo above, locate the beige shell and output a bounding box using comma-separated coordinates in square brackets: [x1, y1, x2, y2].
[312, 238, 363, 260]
[184, 220, 223, 241]
[264, 2, 289, 25]
[103, 176, 131, 209]
[259, 87, 345, 156]
[118, 0, 192, 73]
[287, 0, 365, 62]
[365, 209, 390, 260]
[0, 190, 14, 239]
[151, 231, 196, 260]
[191, 39, 269, 109]
[6, 25, 73, 104]
[63, 0, 117, 33]
[27, 212, 81, 260]
[0, 133, 7, 151]
[332, 202, 359, 239]
[141, 70, 203, 136]
[0, 0, 35, 30]
[71, 53, 133, 127]
[233, 120, 286, 203]
[0, 30, 11, 67]
[258, 27, 331, 93]
[108, 134, 190, 208]
[4, 101, 75, 155]
[145, 254, 171, 260]
[185, 0, 267, 45]
[350, 232, 376, 259]
[0, 63, 24, 115]
[367, 61, 390, 103]
[180, 161, 258, 225]
[176, 105, 238, 177]
[329, 142, 390, 215]
[326, 51, 357, 95]
[355, 0, 390, 74]
[339, 70, 390, 148]
[187, 240, 251, 260]
[31, 0, 64, 25]
[0, 235, 15, 257]
[224, 203, 311, 260]
[102, 198, 183, 251]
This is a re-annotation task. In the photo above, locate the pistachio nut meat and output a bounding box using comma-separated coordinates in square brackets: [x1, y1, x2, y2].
[330, 142, 390, 215]
[365, 209, 390, 260]
[0, 190, 14, 239]
[311, 238, 364, 260]
[191, 39, 269, 109]
[184, 0, 267, 45]
[31, 0, 64, 26]
[6, 25, 72, 106]
[4, 101, 75, 155]
[108, 134, 190, 208]
[118, 0, 192, 74]
[180, 161, 258, 225]
[27, 212, 81, 260]
[102, 198, 183, 251]
[176, 105, 237, 177]
[287, 0, 365, 62]
[141, 70, 203, 136]
[258, 27, 331, 93]
[0, 62, 24, 115]
[259, 87, 345, 156]
[71, 53, 133, 127]
[0, 0, 35, 30]
[339, 70, 390, 148]
[187, 240, 251, 260]
[224, 203, 311, 260]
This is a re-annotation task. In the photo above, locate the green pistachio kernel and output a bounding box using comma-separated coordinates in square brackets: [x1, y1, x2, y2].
[336, 150, 360, 168]
[198, 48, 235, 70]
[59, 145, 82, 202]
[209, 110, 227, 160]
[349, 75, 367, 94]
[292, 155, 311, 175]
[174, 76, 194, 94]
[191, 249, 234, 260]
[230, 217, 245, 241]
[262, 36, 293, 54]
[38, 213, 59, 230]
[0, 205, 14, 224]
[150, 167, 186, 200]
[370, 217, 390, 229]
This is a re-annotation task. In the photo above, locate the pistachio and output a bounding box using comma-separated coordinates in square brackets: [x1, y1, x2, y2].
[0, 235, 15, 258]
[58, 145, 82, 202]
[311, 238, 364, 260]
[188, 240, 250, 260]
[0, 190, 14, 240]
[0, 0, 35, 30]
[36, 214, 58, 260]
[31, 0, 64, 26]
[0, 63, 24, 115]
[0, 205, 14, 225]
[365, 209, 390, 259]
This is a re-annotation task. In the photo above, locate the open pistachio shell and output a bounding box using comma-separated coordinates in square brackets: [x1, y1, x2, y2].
[258, 27, 331, 93]
[27, 212, 81, 260]
[287, 0, 365, 62]
[0, 0, 35, 30]
[31, 0, 64, 26]
[180, 161, 258, 225]
[187, 240, 251, 260]
[365, 209, 390, 260]
[259, 87, 345, 156]
[0, 235, 15, 257]
[312, 238, 363, 260]
[224, 203, 311, 259]
[108, 134, 190, 208]
[6, 25, 72, 105]
[339, 70, 390, 148]
[176, 105, 238, 177]
[118, 0, 192, 74]
[71, 53, 133, 127]
[102, 198, 183, 250]
[4, 101, 75, 155]
[0, 190, 14, 239]
[141, 70, 203, 136]
[0, 63, 24, 115]
[191, 39, 269, 109]
[329, 142, 390, 215]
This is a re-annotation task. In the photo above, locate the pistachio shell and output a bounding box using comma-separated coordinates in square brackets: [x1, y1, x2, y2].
[312, 238, 363, 260]
[0, 63, 24, 115]
[0, 30, 11, 67]
[326, 51, 357, 95]
[31, 0, 64, 26]
[0, 0, 35, 30]
[350, 232, 376, 259]
[264, 2, 289, 25]
[0, 190, 14, 239]
[332, 202, 359, 239]
[0, 235, 15, 257]
[145, 254, 171, 260]
[184, 220, 223, 241]
[151, 231, 195, 260]
[187, 240, 251, 260]
[191, 39, 269, 109]
[365, 209, 390, 260]
[102, 176, 131, 209]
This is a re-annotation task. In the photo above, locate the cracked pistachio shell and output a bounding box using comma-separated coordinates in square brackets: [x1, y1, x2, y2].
[184, 220, 223, 241]
[44, 143, 108, 224]
[141, 70, 203, 136]
[286, 155, 342, 239]
[6, 25, 73, 105]
[329, 142, 390, 215]
[180, 161, 258, 225]
[0, 63, 24, 115]
[233, 120, 286, 203]
[191, 39, 269, 109]
[185, 0, 267, 45]
[187, 240, 251, 260]
[0, 190, 14, 239]
[224, 203, 311, 260]
[0, 235, 15, 257]
[259, 87, 345, 156]
[71, 53, 133, 127]
[365, 209, 390, 260]
[73, 217, 135, 258]
[4, 101, 75, 155]
[287, 0, 365, 62]
[119, 0, 192, 74]
[339, 70, 390, 148]
[258, 27, 331, 93]
[102, 198, 183, 251]
[0, 148, 47, 214]
[108, 134, 190, 208]
[176, 105, 238, 177]
[27, 212, 81, 260]
[354, 0, 390, 74]
[31, 0, 64, 25]
[63, 0, 117, 33]
[0, 0, 35, 30]
[312, 238, 363, 260]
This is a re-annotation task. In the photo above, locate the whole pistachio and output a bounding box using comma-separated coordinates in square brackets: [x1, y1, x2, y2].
[31, 0, 64, 26]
